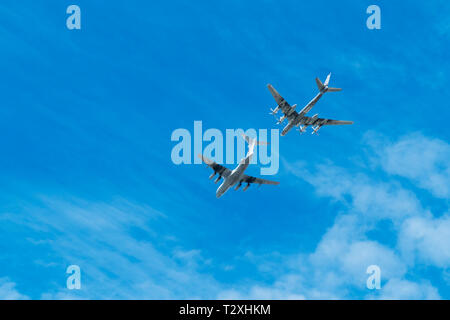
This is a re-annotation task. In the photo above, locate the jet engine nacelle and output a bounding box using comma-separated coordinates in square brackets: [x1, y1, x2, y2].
[235, 183, 242, 190]
[209, 172, 216, 180]
[311, 113, 319, 121]
[214, 176, 222, 183]
[243, 184, 250, 191]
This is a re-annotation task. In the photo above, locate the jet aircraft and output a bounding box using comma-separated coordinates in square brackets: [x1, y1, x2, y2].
[198, 134, 279, 198]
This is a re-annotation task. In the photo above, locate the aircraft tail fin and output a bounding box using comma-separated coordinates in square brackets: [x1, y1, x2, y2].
[241, 133, 268, 153]
[324, 73, 331, 86]
[327, 87, 342, 92]
[316, 73, 341, 92]
[315, 77, 324, 90]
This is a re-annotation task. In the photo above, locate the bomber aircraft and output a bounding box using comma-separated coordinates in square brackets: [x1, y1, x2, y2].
[268, 73, 353, 136]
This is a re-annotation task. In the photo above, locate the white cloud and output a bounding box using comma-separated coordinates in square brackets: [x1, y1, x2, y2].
[218, 214, 408, 299]
[0, 278, 29, 300]
[367, 132, 450, 199]
[3, 132, 447, 300]
[220, 132, 447, 299]
[399, 215, 450, 268]
[286, 161, 423, 222]
[379, 279, 440, 300]
[310, 215, 407, 289]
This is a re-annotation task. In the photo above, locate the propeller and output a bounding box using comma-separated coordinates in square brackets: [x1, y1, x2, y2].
[276, 116, 286, 124]
[312, 125, 322, 135]
[297, 125, 307, 134]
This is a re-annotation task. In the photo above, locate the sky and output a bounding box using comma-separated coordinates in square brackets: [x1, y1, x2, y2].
[0, 0, 449, 299]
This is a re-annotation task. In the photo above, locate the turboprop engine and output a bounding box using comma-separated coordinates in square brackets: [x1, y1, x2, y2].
[287, 104, 297, 115]
[312, 125, 322, 135]
[298, 125, 307, 134]
[269, 105, 280, 115]
[276, 115, 286, 124]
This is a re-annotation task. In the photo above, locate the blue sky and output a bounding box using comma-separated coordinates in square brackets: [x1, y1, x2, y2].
[0, 0, 449, 299]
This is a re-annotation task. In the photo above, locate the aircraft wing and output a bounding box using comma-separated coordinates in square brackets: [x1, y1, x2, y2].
[304, 117, 353, 126]
[241, 174, 280, 185]
[198, 154, 232, 178]
[267, 84, 298, 120]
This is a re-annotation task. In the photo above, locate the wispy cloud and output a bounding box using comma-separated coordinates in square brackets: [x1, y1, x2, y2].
[2, 197, 220, 299]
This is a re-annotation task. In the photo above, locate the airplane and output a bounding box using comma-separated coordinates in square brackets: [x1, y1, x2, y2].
[198, 134, 279, 198]
[268, 73, 353, 136]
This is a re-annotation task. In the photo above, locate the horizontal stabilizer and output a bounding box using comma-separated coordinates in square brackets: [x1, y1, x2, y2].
[241, 133, 269, 146]
[327, 87, 342, 92]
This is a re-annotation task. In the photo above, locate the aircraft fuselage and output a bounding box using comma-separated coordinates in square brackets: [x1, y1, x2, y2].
[215, 155, 251, 198]
[281, 89, 326, 136]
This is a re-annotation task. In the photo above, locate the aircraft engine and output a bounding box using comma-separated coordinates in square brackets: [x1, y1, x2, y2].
[269, 106, 280, 115]
[214, 176, 222, 183]
[288, 104, 297, 114]
[243, 183, 250, 191]
[277, 115, 286, 124]
[235, 182, 242, 190]
[312, 125, 322, 135]
[209, 172, 216, 179]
